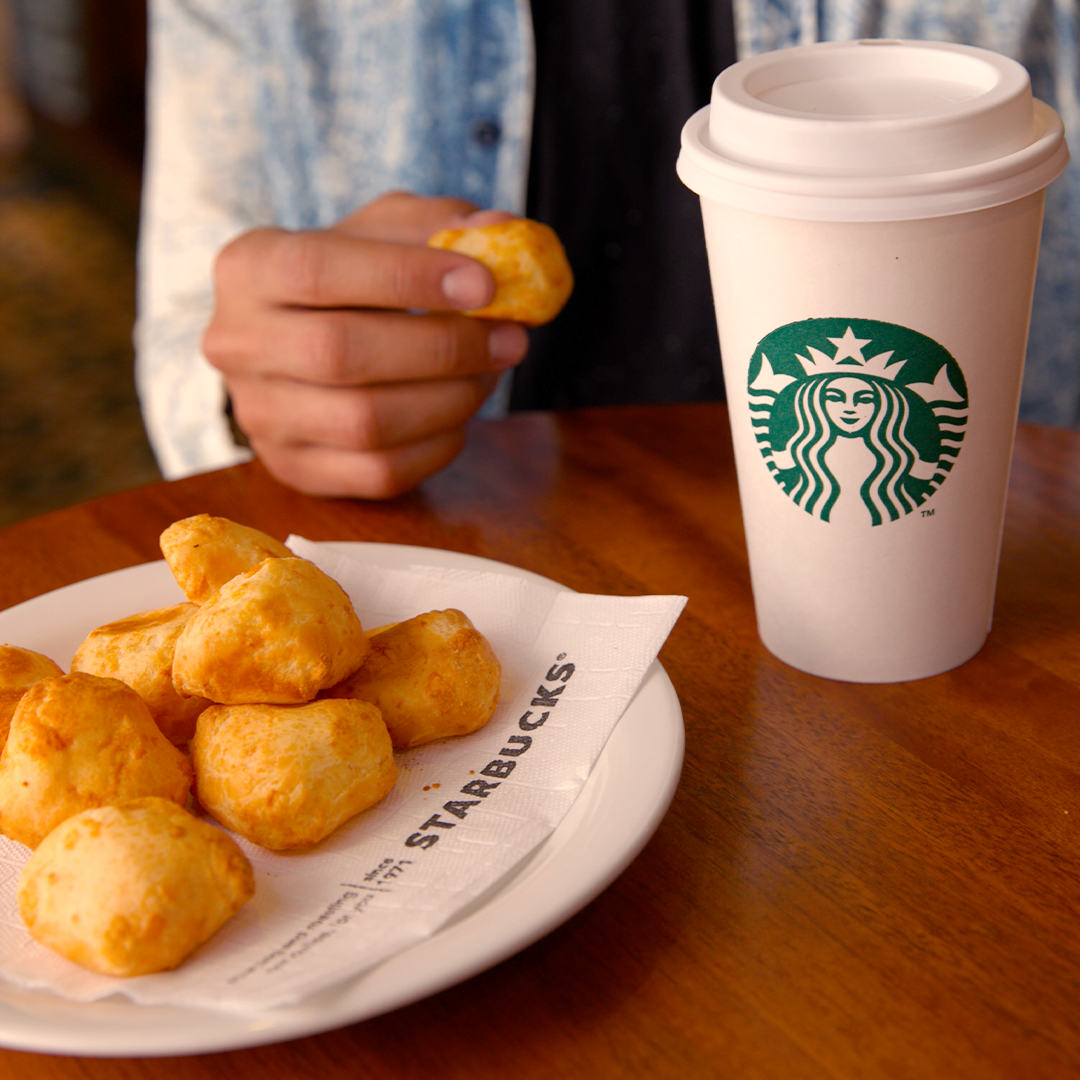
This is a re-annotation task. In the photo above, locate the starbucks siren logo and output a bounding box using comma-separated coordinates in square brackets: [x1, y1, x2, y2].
[748, 318, 968, 525]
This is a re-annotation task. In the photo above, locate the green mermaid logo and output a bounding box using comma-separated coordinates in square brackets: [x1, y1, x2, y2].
[748, 318, 968, 526]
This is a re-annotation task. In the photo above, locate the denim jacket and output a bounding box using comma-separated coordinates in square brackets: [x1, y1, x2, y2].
[137, 0, 1078, 479]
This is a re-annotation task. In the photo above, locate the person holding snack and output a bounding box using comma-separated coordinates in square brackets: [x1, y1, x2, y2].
[137, 0, 735, 497]
[138, 0, 1079, 499]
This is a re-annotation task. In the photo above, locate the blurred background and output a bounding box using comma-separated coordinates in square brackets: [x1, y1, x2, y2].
[0, 0, 159, 528]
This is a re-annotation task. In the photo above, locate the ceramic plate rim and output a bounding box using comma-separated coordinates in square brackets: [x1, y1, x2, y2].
[0, 543, 684, 1057]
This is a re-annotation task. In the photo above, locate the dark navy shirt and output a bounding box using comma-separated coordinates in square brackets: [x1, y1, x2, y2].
[514, 0, 738, 411]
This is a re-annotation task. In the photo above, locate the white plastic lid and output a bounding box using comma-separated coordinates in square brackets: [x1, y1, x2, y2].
[677, 39, 1069, 221]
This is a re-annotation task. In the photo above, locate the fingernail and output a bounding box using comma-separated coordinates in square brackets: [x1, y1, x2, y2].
[442, 264, 491, 309]
[488, 323, 529, 367]
[464, 208, 515, 227]
[447, 208, 514, 228]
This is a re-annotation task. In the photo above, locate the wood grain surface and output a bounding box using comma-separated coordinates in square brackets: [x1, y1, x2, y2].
[1, 403, 1078, 1078]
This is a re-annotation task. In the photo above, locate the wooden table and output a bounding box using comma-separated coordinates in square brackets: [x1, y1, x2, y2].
[1, 403, 1078, 1079]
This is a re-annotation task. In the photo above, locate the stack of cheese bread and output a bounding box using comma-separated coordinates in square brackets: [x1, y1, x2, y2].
[0, 515, 500, 978]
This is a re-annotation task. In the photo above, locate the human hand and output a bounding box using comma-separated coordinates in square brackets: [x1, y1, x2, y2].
[202, 192, 529, 498]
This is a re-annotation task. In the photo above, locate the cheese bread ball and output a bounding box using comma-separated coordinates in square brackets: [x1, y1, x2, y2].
[160, 513, 293, 603]
[427, 218, 573, 327]
[172, 556, 370, 705]
[70, 603, 211, 745]
[191, 698, 397, 850]
[0, 645, 62, 753]
[18, 797, 254, 977]
[0, 672, 193, 849]
[324, 609, 500, 748]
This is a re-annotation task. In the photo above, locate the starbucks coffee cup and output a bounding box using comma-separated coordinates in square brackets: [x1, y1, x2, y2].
[677, 39, 1069, 682]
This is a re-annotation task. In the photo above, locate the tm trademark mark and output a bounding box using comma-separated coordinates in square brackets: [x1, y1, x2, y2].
[921, 509, 935, 518]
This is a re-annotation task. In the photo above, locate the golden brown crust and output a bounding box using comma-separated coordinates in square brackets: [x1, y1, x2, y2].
[191, 698, 398, 850]
[324, 609, 501, 748]
[0, 645, 63, 754]
[70, 603, 211, 745]
[160, 514, 294, 603]
[172, 557, 371, 704]
[18, 797, 254, 977]
[427, 218, 573, 327]
[0, 673, 193, 849]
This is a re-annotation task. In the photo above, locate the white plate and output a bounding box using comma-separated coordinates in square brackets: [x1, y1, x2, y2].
[0, 543, 683, 1057]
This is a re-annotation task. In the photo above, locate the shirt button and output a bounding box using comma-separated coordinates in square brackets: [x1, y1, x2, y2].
[472, 118, 502, 146]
